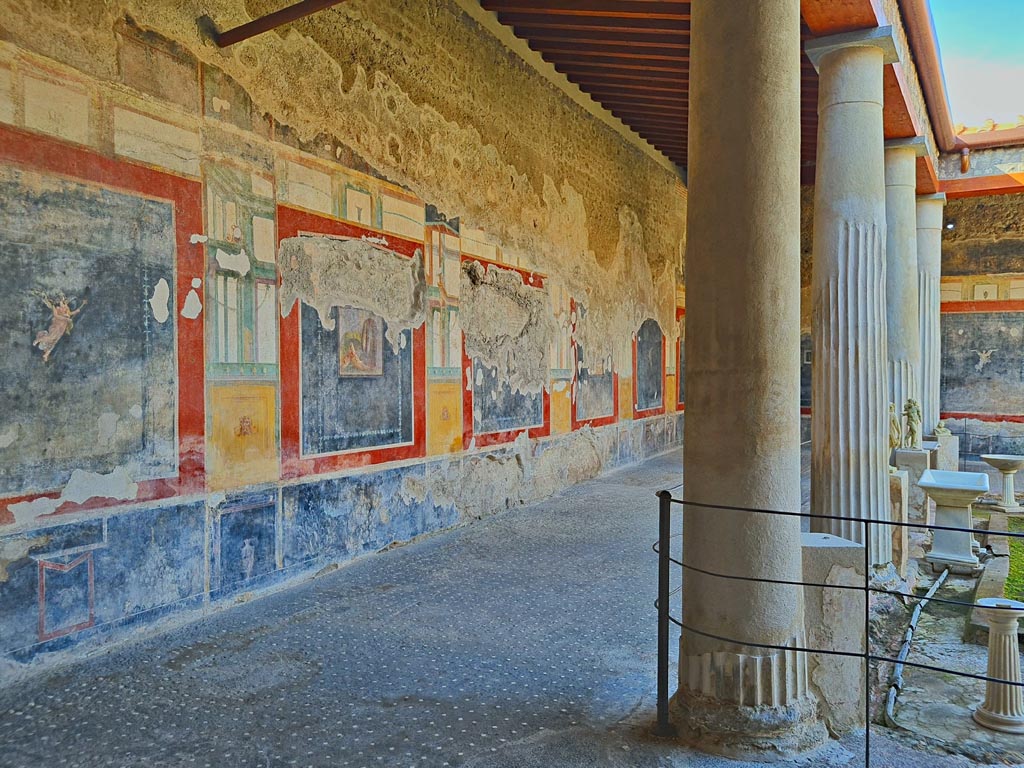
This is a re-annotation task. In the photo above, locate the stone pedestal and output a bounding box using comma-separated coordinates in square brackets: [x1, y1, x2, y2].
[677, 0, 824, 756]
[802, 533, 866, 734]
[890, 470, 909, 579]
[808, 27, 898, 568]
[929, 432, 960, 472]
[917, 194, 946, 434]
[895, 448, 931, 523]
[973, 597, 1024, 734]
[920, 469, 988, 575]
[980, 455, 1024, 513]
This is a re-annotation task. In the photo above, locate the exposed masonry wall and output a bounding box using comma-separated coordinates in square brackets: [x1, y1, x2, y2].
[0, 0, 686, 676]
[460, 261, 554, 395]
[279, 235, 428, 351]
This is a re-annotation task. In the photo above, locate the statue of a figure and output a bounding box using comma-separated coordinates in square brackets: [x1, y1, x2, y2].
[903, 398, 922, 450]
[934, 420, 951, 436]
[888, 403, 902, 472]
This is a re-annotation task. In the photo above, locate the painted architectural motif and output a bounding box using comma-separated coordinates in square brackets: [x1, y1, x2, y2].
[0, 33, 684, 667]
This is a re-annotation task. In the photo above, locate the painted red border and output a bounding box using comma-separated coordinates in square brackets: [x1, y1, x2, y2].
[675, 307, 686, 413]
[941, 300, 1024, 314]
[38, 552, 95, 642]
[277, 205, 427, 478]
[941, 412, 1024, 424]
[459, 256, 551, 448]
[0, 124, 206, 524]
[632, 330, 668, 420]
[570, 298, 619, 430]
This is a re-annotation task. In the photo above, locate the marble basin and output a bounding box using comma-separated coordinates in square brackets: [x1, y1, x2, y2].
[981, 454, 1024, 473]
[918, 469, 989, 506]
[981, 455, 1024, 511]
[920, 470, 988, 575]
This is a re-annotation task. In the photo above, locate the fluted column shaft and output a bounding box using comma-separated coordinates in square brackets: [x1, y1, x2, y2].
[917, 193, 946, 433]
[884, 144, 921, 418]
[808, 31, 896, 567]
[974, 599, 1024, 733]
[678, 0, 822, 755]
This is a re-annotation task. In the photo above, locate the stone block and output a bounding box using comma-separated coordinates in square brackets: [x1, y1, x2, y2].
[802, 532, 866, 734]
[928, 433, 960, 472]
[895, 448, 931, 523]
[890, 470, 909, 578]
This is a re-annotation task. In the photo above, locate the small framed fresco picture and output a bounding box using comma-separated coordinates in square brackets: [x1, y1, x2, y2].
[337, 307, 384, 376]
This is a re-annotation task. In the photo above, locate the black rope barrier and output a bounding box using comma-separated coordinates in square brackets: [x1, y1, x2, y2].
[653, 488, 1022, 768]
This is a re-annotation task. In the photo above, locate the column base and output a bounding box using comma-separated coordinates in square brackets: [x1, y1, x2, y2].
[973, 706, 1024, 734]
[925, 551, 981, 576]
[671, 690, 826, 761]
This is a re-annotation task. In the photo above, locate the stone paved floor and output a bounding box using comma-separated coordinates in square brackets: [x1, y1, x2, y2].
[0, 448, 998, 767]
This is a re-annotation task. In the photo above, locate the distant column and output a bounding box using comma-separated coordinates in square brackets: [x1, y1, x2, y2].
[807, 28, 897, 567]
[917, 193, 946, 433]
[678, 0, 824, 757]
[885, 138, 926, 420]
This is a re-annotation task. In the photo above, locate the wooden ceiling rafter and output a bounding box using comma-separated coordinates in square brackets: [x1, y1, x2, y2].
[481, 0, 941, 187]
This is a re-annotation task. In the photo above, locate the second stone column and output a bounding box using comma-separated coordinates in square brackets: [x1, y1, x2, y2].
[808, 29, 897, 567]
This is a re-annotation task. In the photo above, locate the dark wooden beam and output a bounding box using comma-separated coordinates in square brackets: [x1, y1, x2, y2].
[530, 44, 689, 62]
[482, 1, 690, 20]
[207, 0, 347, 47]
[492, 13, 688, 34]
[544, 53, 688, 73]
[509, 27, 689, 47]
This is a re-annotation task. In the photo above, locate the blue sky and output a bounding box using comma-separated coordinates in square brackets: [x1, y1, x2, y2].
[929, 0, 1024, 128]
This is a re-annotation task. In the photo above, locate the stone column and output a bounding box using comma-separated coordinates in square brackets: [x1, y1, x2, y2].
[884, 138, 926, 418]
[974, 597, 1024, 733]
[917, 193, 946, 433]
[807, 28, 897, 567]
[677, 0, 824, 757]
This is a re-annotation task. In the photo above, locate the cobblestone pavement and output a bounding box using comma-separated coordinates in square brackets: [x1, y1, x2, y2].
[0, 448, 993, 767]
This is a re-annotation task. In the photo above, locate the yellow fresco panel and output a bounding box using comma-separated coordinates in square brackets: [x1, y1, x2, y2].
[427, 381, 463, 456]
[666, 374, 677, 412]
[619, 378, 633, 421]
[207, 383, 279, 491]
[550, 382, 571, 435]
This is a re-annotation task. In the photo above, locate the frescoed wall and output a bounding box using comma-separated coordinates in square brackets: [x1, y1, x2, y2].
[939, 192, 1024, 457]
[0, 1, 686, 674]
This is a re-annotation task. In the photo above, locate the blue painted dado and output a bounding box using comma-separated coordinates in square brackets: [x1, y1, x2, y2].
[0, 414, 682, 675]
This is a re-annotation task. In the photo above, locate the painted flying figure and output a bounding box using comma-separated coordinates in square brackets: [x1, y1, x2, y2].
[32, 291, 87, 363]
[971, 348, 997, 373]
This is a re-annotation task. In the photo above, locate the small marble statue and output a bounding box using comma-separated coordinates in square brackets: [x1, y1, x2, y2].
[888, 403, 902, 473]
[903, 398, 922, 450]
[934, 420, 951, 436]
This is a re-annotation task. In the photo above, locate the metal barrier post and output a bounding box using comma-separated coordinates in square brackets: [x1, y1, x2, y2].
[656, 490, 676, 736]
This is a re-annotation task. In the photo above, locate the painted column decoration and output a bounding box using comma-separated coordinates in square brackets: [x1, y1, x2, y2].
[917, 193, 946, 434]
[677, 0, 824, 756]
[807, 28, 897, 568]
[884, 138, 926, 422]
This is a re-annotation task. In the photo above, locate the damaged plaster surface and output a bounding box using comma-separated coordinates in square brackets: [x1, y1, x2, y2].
[460, 260, 554, 394]
[7, 467, 138, 526]
[400, 428, 614, 522]
[280, 236, 426, 351]
[0, 0, 685, 375]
